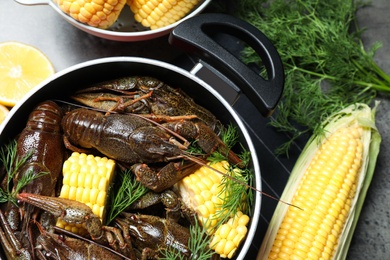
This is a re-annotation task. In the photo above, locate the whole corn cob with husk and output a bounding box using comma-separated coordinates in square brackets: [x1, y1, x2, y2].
[56, 152, 116, 235]
[127, 0, 201, 30]
[55, 0, 127, 29]
[258, 103, 381, 260]
[177, 160, 251, 259]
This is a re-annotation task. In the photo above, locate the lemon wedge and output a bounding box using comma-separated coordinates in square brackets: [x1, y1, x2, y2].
[0, 42, 55, 107]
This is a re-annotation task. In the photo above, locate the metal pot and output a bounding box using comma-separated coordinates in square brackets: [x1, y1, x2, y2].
[0, 13, 284, 259]
[13, 0, 212, 41]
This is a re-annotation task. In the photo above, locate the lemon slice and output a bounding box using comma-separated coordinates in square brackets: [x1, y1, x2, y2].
[0, 104, 9, 125]
[0, 42, 55, 107]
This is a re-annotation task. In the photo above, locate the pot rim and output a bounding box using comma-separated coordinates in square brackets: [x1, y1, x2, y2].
[0, 56, 261, 260]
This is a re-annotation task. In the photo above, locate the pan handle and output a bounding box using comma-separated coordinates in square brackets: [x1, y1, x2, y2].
[169, 13, 284, 117]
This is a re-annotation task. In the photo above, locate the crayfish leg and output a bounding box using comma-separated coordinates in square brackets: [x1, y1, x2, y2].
[103, 225, 136, 260]
[93, 96, 123, 114]
[63, 136, 91, 154]
[129, 190, 183, 222]
[0, 210, 32, 260]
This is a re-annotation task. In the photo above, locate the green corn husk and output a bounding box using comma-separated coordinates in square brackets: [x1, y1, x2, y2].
[258, 103, 382, 260]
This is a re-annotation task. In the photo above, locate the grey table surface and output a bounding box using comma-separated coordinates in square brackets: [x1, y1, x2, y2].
[1, 0, 389, 259]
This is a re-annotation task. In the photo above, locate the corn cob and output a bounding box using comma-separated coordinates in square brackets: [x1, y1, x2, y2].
[55, 0, 127, 29]
[127, 0, 200, 30]
[56, 152, 116, 234]
[177, 160, 250, 258]
[258, 103, 381, 260]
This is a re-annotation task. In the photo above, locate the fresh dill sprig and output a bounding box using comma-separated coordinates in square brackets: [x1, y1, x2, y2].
[0, 140, 49, 205]
[206, 125, 254, 226]
[106, 169, 149, 225]
[207, 124, 241, 163]
[236, 0, 388, 153]
[220, 123, 239, 149]
[187, 217, 215, 260]
[206, 151, 226, 163]
[238, 145, 251, 167]
[159, 216, 214, 260]
[186, 139, 206, 156]
[159, 247, 184, 260]
[214, 164, 254, 226]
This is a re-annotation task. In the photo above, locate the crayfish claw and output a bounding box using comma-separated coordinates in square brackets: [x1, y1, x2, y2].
[17, 193, 93, 224]
[133, 161, 201, 193]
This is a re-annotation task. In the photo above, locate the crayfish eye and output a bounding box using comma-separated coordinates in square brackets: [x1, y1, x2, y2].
[58, 234, 65, 242]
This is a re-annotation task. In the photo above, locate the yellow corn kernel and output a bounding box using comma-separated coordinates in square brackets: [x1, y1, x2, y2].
[197, 204, 210, 218]
[92, 204, 101, 216]
[68, 186, 77, 201]
[55, 0, 127, 29]
[127, 0, 200, 30]
[59, 184, 70, 198]
[218, 224, 232, 239]
[267, 126, 363, 260]
[96, 190, 107, 206]
[89, 188, 99, 204]
[56, 152, 116, 234]
[200, 190, 212, 202]
[81, 187, 91, 203]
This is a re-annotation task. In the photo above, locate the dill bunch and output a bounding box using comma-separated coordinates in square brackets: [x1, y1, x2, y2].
[236, 0, 389, 153]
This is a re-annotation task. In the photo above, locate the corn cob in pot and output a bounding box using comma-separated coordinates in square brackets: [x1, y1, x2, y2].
[258, 103, 381, 260]
[56, 152, 116, 234]
[177, 160, 252, 259]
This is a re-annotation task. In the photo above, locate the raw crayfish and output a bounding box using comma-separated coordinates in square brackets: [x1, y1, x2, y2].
[61, 107, 241, 192]
[0, 101, 65, 259]
[116, 212, 191, 259]
[71, 76, 221, 130]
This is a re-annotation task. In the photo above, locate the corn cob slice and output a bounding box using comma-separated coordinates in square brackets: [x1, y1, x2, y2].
[55, 0, 127, 29]
[56, 152, 116, 235]
[210, 211, 250, 259]
[127, 0, 200, 30]
[177, 160, 250, 258]
[258, 103, 381, 260]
